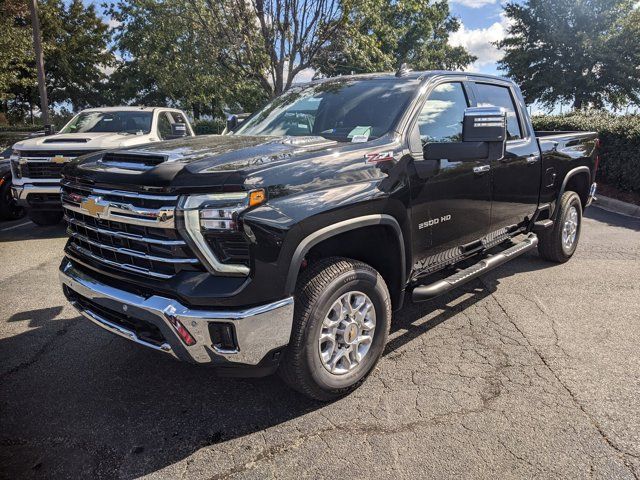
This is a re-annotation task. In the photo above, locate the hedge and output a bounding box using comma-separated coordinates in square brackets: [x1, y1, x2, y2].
[193, 118, 226, 135]
[532, 112, 640, 194]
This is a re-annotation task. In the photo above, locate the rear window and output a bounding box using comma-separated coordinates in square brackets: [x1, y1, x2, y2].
[474, 83, 523, 140]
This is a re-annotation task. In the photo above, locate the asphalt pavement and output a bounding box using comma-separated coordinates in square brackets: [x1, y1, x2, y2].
[1, 206, 639, 479]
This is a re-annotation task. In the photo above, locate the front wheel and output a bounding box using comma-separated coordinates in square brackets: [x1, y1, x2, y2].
[278, 257, 391, 401]
[538, 191, 582, 263]
[0, 178, 24, 220]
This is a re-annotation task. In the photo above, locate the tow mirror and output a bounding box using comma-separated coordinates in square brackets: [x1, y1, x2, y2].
[44, 124, 56, 136]
[169, 122, 188, 138]
[462, 106, 506, 143]
[226, 114, 239, 132]
[423, 107, 507, 162]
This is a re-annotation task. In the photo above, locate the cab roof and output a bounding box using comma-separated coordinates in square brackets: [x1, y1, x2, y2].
[303, 70, 512, 85]
[78, 106, 183, 113]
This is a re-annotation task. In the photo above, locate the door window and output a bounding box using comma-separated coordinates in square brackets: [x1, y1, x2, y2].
[157, 112, 173, 140]
[474, 83, 523, 140]
[417, 82, 469, 144]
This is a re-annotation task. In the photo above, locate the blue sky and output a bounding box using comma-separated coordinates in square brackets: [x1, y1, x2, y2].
[447, 0, 521, 76]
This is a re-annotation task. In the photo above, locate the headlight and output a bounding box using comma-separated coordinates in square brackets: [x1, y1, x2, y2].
[178, 189, 266, 276]
[10, 151, 22, 178]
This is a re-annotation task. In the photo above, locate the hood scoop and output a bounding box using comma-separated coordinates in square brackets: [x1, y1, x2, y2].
[43, 137, 90, 143]
[98, 151, 167, 172]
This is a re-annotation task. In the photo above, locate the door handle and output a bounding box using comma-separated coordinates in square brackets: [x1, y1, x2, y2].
[473, 165, 490, 174]
[526, 154, 540, 164]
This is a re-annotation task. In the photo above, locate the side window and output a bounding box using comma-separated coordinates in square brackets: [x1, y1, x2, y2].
[417, 82, 469, 144]
[157, 112, 172, 140]
[474, 83, 523, 140]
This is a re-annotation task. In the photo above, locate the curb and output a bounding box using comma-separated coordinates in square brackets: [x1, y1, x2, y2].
[594, 195, 640, 218]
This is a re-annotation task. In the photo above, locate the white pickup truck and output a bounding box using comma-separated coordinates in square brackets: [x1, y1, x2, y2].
[10, 106, 194, 225]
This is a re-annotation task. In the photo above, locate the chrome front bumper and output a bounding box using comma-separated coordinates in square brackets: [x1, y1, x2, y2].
[59, 260, 294, 366]
[11, 181, 62, 206]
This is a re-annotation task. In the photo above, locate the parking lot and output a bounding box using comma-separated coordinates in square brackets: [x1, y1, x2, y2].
[0, 206, 639, 479]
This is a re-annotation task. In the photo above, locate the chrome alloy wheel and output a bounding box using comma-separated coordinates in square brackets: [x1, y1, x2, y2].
[562, 206, 579, 251]
[318, 291, 376, 375]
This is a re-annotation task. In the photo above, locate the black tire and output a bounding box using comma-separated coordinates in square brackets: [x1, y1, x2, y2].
[0, 178, 24, 221]
[538, 191, 582, 263]
[278, 257, 391, 401]
[28, 210, 63, 226]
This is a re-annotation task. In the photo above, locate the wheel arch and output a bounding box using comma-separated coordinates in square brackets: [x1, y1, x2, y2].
[284, 214, 407, 310]
[554, 166, 591, 219]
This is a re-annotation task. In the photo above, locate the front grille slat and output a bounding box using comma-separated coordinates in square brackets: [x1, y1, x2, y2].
[62, 182, 204, 280]
[22, 162, 65, 178]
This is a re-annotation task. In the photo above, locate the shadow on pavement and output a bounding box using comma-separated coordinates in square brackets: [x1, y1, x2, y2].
[586, 206, 640, 231]
[0, 222, 67, 243]
[0, 252, 555, 479]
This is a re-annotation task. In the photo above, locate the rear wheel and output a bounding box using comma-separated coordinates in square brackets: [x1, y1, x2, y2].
[278, 257, 391, 401]
[538, 191, 582, 263]
[28, 210, 63, 226]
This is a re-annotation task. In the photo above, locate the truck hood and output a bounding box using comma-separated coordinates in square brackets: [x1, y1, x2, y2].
[64, 134, 366, 191]
[13, 131, 155, 151]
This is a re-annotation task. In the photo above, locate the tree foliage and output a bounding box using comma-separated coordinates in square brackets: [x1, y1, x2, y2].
[185, 0, 345, 97]
[314, 0, 476, 77]
[107, 0, 268, 118]
[0, 0, 113, 121]
[497, 0, 640, 109]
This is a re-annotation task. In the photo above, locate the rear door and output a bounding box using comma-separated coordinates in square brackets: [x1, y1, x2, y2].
[471, 81, 541, 230]
[408, 80, 492, 273]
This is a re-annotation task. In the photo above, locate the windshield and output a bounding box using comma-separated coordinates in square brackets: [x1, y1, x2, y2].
[235, 79, 418, 142]
[61, 111, 153, 134]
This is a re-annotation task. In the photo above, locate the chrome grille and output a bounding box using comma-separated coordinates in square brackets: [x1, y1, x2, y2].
[62, 181, 203, 279]
[22, 162, 65, 179]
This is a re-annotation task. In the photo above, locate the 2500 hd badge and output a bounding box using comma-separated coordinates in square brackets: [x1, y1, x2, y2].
[58, 71, 598, 401]
[419, 214, 452, 230]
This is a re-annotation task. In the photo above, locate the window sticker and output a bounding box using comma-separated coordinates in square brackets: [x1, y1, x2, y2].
[348, 126, 372, 142]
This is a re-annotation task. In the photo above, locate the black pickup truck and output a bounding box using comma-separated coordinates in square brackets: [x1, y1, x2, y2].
[59, 71, 598, 400]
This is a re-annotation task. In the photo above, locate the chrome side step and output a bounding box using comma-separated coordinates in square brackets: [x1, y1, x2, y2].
[412, 233, 538, 302]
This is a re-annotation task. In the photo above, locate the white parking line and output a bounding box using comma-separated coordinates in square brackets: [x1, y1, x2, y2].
[0, 220, 33, 232]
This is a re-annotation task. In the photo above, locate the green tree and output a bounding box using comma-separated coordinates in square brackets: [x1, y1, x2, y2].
[107, 0, 267, 117]
[314, 0, 476, 77]
[497, 0, 640, 109]
[186, 0, 346, 97]
[0, 0, 113, 122]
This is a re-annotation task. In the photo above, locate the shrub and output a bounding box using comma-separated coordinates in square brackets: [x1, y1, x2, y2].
[532, 112, 640, 194]
[194, 118, 226, 135]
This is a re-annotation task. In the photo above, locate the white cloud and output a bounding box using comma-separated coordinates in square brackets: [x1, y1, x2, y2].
[449, 0, 498, 8]
[448, 14, 511, 72]
[292, 67, 316, 84]
[107, 18, 122, 30]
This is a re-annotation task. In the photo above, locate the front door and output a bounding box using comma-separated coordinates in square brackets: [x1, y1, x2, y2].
[409, 81, 492, 275]
[472, 82, 541, 230]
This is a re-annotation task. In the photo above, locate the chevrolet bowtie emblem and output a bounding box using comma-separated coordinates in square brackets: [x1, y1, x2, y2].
[51, 155, 66, 164]
[81, 197, 106, 217]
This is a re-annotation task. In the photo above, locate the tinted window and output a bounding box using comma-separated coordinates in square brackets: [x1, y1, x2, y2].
[417, 83, 469, 144]
[61, 111, 153, 134]
[236, 79, 418, 142]
[157, 113, 172, 140]
[474, 83, 523, 140]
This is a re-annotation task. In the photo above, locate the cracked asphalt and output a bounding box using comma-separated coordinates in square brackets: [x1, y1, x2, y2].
[1, 206, 639, 479]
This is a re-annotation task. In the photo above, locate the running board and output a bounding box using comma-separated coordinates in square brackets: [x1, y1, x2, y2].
[411, 233, 538, 302]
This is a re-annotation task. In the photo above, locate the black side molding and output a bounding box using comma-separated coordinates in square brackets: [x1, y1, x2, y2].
[412, 233, 538, 302]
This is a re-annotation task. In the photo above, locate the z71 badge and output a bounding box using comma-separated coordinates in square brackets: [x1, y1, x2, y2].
[419, 214, 452, 230]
